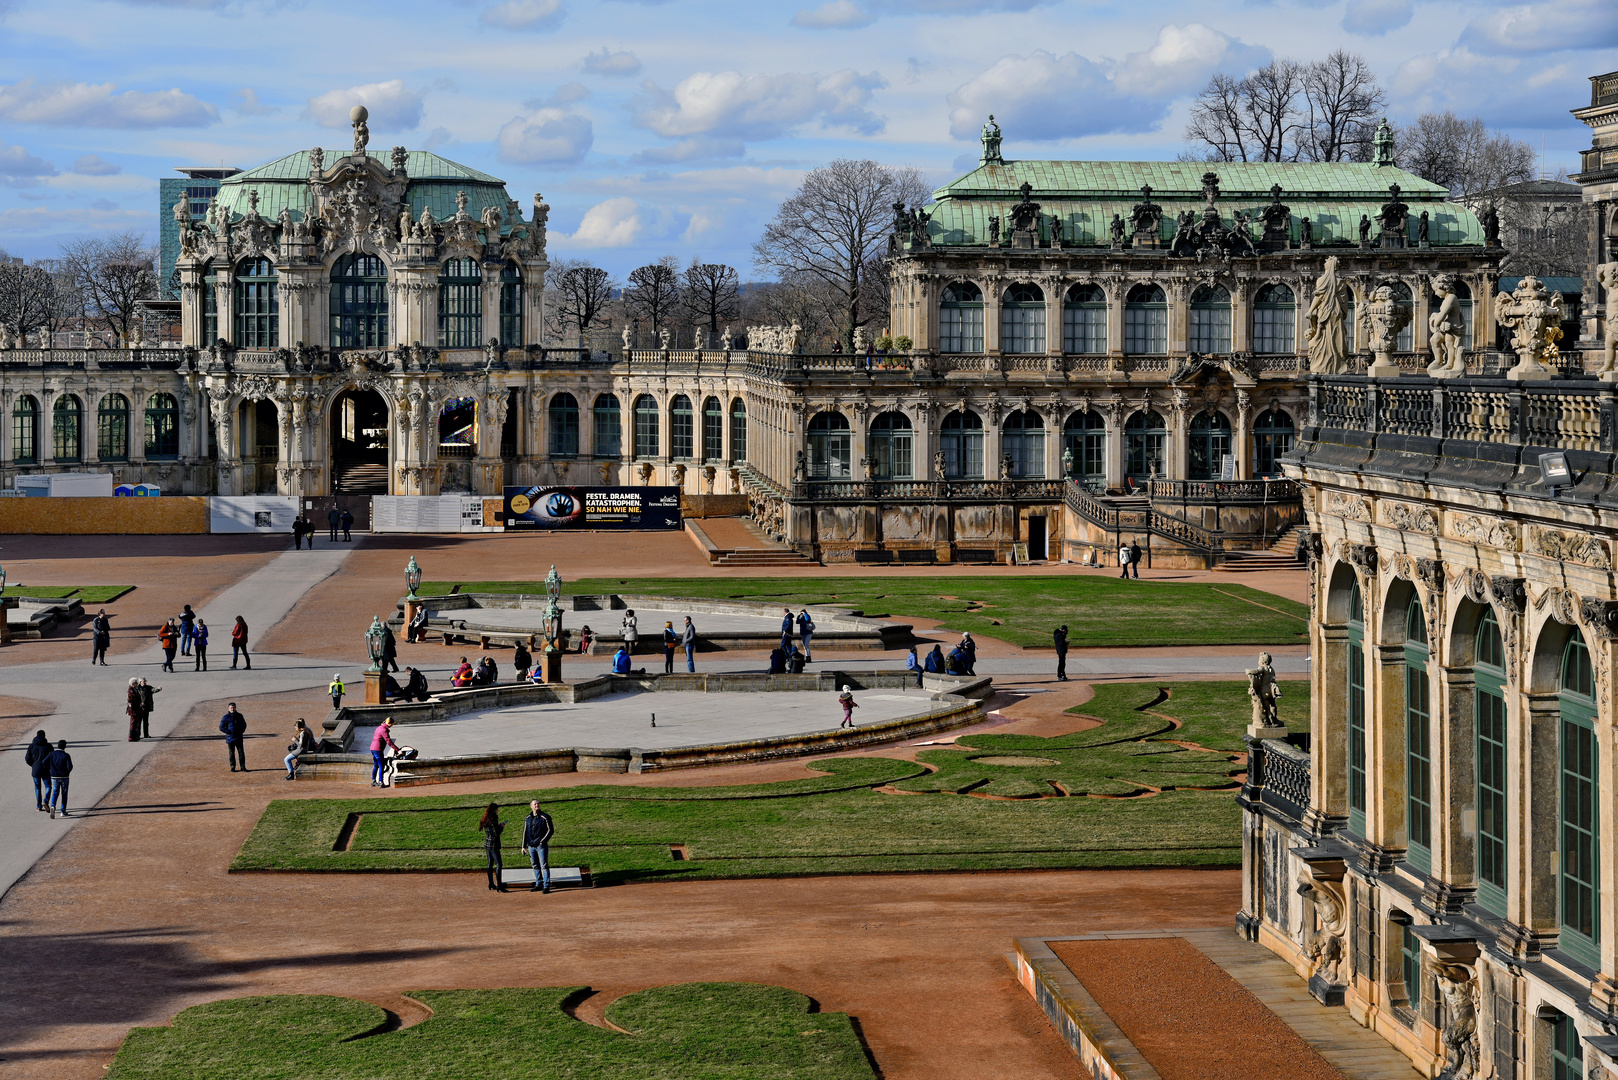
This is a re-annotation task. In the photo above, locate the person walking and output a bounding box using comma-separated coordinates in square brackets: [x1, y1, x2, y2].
[480, 803, 508, 892]
[46, 740, 72, 818]
[25, 730, 51, 810]
[521, 799, 555, 893]
[230, 616, 250, 669]
[906, 645, 923, 688]
[158, 620, 178, 672]
[381, 622, 398, 673]
[1118, 541, 1131, 579]
[138, 677, 160, 739]
[193, 619, 209, 671]
[125, 678, 143, 742]
[838, 688, 859, 728]
[1128, 540, 1142, 579]
[797, 609, 815, 662]
[662, 621, 676, 674]
[779, 608, 794, 655]
[960, 633, 977, 676]
[329, 673, 346, 711]
[290, 516, 303, 550]
[178, 604, 196, 656]
[369, 717, 398, 787]
[220, 703, 247, 772]
[621, 610, 638, 656]
[512, 642, 531, 682]
[681, 616, 697, 673]
[284, 718, 316, 781]
[327, 504, 341, 543]
[1053, 625, 1069, 681]
[90, 609, 111, 665]
[340, 508, 354, 542]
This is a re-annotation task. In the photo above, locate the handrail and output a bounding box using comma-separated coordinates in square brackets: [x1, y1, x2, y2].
[1063, 478, 1227, 562]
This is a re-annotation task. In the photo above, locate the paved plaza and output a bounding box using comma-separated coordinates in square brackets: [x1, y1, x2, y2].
[432, 603, 809, 638]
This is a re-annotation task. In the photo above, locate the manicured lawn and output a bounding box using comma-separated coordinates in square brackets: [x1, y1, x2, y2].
[416, 576, 1307, 648]
[235, 681, 1308, 882]
[108, 983, 876, 1080]
[4, 585, 134, 602]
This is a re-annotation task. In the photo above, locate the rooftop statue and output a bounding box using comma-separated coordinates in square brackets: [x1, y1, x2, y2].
[1426, 274, 1466, 379]
[1306, 257, 1352, 375]
[980, 114, 1003, 165]
[350, 104, 369, 153]
[1596, 261, 1618, 381]
[1495, 275, 1565, 381]
[1373, 117, 1395, 167]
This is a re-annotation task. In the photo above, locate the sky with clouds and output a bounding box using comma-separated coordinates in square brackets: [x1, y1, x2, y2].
[0, 0, 1612, 278]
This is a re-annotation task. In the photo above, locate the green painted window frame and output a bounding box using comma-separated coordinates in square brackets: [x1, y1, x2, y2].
[1062, 284, 1106, 355]
[1560, 630, 1600, 969]
[547, 392, 579, 458]
[233, 257, 278, 349]
[1550, 1009, 1583, 1080]
[867, 411, 911, 480]
[1253, 408, 1294, 478]
[52, 394, 82, 463]
[330, 254, 389, 349]
[1400, 923, 1422, 1010]
[632, 395, 658, 459]
[999, 283, 1046, 355]
[1475, 609, 1508, 916]
[498, 262, 523, 346]
[1062, 409, 1105, 487]
[1123, 409, 1165, 480]
[592, 394, 621, 459]
[97, 393, 129, 462]
[729, 399, 746, 465]
[1188, 284, 1232, 355]
[702, 397, 723, 464]
[939, 281, 983, 354]
[940, 409, 984, 480]
[1123, 283, 1167, 355]
[1348, 581, 1367, 836]
[1252, 282, 1296, 354]
[669, 395, 695, 461]
[202, 268, 218, 343]
[436, 257, 482, 348]
[1187, 410, 1231, 482]
[1002, 410, 1045, 479]
[143, 392, 179, 460]
[1406, 596, 1432, 872]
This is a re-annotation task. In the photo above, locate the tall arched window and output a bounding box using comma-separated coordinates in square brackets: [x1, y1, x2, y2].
[1253, 409, 1295, 478]
[1188, 411, 1232, 481]
[330, 254, 388, 348]
[729, 399, 747, 464]
[593, 394, 621, 458]
[1405, 595, 1432, 871]
[1000, 282, 1046, 354]
[669, 394, 694, 459]
[548, 392, 579, 457]
[939, 281, 984, 353]
[1124, 409, 1165, 479]
[1189, 284, 1231, 355]
[1002, 410, 1045, 478]
[1348, 580, 1366, 835]
[1062, 410, 1105, 489]
[868, 411, 912, 480]
[1124, 283, 1167, 355]
[1560, 628, 1600, 968]
[1387, 281, 1414, 352]
[234, 257, 278, 348]
[940, 410, 984, 479]
[702, 396, 723, 462]
[98, 393, 129, 461]
[52, 395, 82, 463]
[1252, 283, 1296, 354]
[1063, 283, 1106, 355]
[1475, 608, 1507, 916]
[806, 411, 851, 479]
[499, 263, 523, 345]
[438, 257, 482, 347]
[633, 394, 659, 458]
[144, 392, 179, 459]
[11, 395, 38, 464]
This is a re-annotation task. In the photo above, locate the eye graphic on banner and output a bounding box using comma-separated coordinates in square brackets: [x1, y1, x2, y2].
[503, 486, 681, 531]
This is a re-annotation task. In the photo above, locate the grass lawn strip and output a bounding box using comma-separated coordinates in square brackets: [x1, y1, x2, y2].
[416, 576, 1307, 648]
[107, 983, 876, 1080]
[5, 584, 135, 602]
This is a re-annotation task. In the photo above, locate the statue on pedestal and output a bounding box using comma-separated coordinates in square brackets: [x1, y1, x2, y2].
[1246, 652, 1283, 732]
[1426, 274, 1466, 378]
[350, 105, 370, 153]
[1306, 257, 1352, 375]
[1495, 275, 1565, 381]
[1597, 261, 1618, 381]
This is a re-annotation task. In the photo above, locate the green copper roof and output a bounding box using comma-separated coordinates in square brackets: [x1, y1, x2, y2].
[227, 149, 504, 186]
[206, 149, 519, 226]
[933, 160, 1450, 201]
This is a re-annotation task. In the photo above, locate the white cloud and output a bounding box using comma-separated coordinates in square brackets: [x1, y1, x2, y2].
[234, 88, 275, 116]
[791, 1, 875, 29]
[497, 107, 594, 164]
[1112, 24, 1268, 97]
[546, 82, 591, 106]
[482, 0, 565, 30]
[947, 51, 1166, 141]
[567, 196, 642, 246]
[633, 69, 886, 143]
[629, 137, 746, 164]
[304, 79, 424, 131]
[71, 153, 119, 176]
[0, 79, 217, 128]
[1342, 0, 1413, 35]
[1459, 0, 1618, 55]
[582, 47, 641, 76]
[0, 141, 55, 186]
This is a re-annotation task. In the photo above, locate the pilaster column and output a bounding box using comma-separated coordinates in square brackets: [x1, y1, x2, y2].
[1412, 280, 1431, 356]
[1234, 390, 1252, 479]
[522, 262, 546, 348]
[1232, 282, 1250, 353]
[984, 279, 1003, 356]
[214, 278, 233, 344]
[1105, 280, 1124, 361]
[1105, 403, 1125, 489]
[1167, 281, 1189, 356]
[1045, 276, 1065, 357]
[481, 262, 502, 349]
[1518, 695, 1561, 937]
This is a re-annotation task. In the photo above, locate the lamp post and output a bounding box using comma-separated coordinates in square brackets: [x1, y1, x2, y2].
[402, 556, 425, 649]
[364, 615, 386, 703]
[540, 564, 564, 683]
[0, 562, 10, 646]
[405, 556, 422, 599]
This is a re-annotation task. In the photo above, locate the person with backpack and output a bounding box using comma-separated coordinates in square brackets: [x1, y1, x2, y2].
[480, 803, 508, 892]
[521, 799, 555, 893]
[925, 644, 945, 673]
[230, 616, 250, 670]
[157, 620, 178, 673]
[797, 609, 815, 662]
[220, 703, 248, 771]
[25, 730, 51, 810]
[1118, 541, 1132, 579]
[46, 740, 72, 818]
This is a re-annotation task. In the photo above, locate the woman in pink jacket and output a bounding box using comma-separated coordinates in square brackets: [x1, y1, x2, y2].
[370, 717, 398, 787]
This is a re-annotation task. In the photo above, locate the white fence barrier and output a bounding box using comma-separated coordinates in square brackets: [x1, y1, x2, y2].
[372, 495, 502, 533]
[210, 496, 300, 534]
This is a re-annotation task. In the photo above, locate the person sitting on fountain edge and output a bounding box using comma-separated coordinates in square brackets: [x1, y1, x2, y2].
[612, 645, 632, 675]
[768, 646, 786, 675]
[451, 656, 474, 687]
[402, 667, 430, 702]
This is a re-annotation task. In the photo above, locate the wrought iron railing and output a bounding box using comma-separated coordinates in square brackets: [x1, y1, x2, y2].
[1251, 737, 1311, 823]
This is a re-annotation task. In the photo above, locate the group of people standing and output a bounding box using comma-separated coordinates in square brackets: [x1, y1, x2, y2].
[155, 605, 211, 672]
[125, 677, 161, 741]
[291, 504, 354, 549]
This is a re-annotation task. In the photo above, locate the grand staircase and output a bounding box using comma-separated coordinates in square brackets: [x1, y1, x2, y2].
[1215, 524, 1307, 573]
[333, 461, 388, 495]
[689, 517, 818, 567]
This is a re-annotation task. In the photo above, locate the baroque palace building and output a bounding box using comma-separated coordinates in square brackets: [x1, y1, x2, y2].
[0, 107, 1502, 563]
[1240, 70, 1618, 1080]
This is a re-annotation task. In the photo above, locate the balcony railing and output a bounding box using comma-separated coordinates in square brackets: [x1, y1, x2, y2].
[1146, 478, 1301, 504]
[1247, 736, 1311, 824]
[792, 477, 1068, 501]
[1063, 478, 1227, 562]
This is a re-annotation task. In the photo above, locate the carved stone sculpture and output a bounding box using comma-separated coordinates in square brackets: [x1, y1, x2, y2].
[934, 450, 946, 479]
[1306, 257, 1353, 375]
[1363, 283, 1411, 378]
[1246, 652, 1283, 733]
[1432, 961, 1480, 1080]
[1426, 274, 1466, 378]
[1300, 879, 1346, 986]
[1417, 210, 1430, 245]
[1597, 261, 1618, 381]
[720, 326, 732, 351]
[658, 327, 671, 351]
[1300, 217, 1313, 246]
[621, 325, 632, 351]
[1109, 214, 1125, 246]
[350, 105, 369, 153]
[1495, 275, 1565, 381]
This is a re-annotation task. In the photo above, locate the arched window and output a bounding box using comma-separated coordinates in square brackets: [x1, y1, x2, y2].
[940, 410, 984, 480]
[1063, 283, 1106, 355]
[144, 392, 179, 459]
[868, 411, 912, 480]
[669, 394, 694, 459]
[437, 257, 482, 348]
[702, 396, 723, 462]
[939, 281, 984, 353]
[1062, 410, 1105, 488]
[1475, 608, 1507, 916]
[730, 399, 747, 464]
[1002, 410, 1045, 478]
[548, 392, 579, 457]
[593, 394, 621, 458]
[1348, 580, 1366, 835]
[806, 411, 851, 479]
[1387, 281, 1414, 352]
[330, 254, 388, 348]
[1253, 409, 1295, 478]
[1560, 628, 1600, 968]
[1189, 284, 1231, 355]
[202, 265, 218, 343]
[52, 395, 82, 462]
[1124, 409, 1166, 480]
[233, 257, 278, 348]
[98, 393, 129, 461]
[1188, 411, 1232, 481]
[1252, 283, 1296, 355]
[11, 395, 38, 464]
[1124, 283, 1166, 355]
[1406, 595, 1432, 871]
[633, 394, 659, 458]
[1000, 282, 1045, 354]
[499, 263, 523, 346]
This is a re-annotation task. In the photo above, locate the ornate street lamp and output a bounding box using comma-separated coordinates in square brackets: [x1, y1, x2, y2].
[542, 564, 564, 651]
[404, 555, 422, 599]
[365, 615, 385, 672]
[0, 561, 7, 597]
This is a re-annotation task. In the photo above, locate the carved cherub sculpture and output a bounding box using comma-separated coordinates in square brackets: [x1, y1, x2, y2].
[1426, 274, 1466, 378]
[1246, 651, 1283, 729]
[1597, 261, 1618, 378]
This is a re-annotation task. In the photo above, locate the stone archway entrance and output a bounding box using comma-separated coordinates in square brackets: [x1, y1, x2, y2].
[332, 388, 389, 495]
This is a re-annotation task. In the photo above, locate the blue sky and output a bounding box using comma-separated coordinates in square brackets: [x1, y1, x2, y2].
[0, 0, 1612, 278]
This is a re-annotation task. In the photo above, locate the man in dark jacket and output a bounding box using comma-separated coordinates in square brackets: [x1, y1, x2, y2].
[220, 703, 248, 772]
[381, 623, 399, 673]
[46, 740, 72, 818]
[327, 505, 341, 542]
[25, 730, 51, 810]
[178, 604, 196, 656]
[779, 608, 794, 654]
[1053, 625, 1069, 682]
[90, 609, 111, 666]
[1128, 540, 1142, 578]
[340, 508, 354, 541]
[522, 799, 556, 893]
[403, 667, 430, 702]
[138, 678, 161, 739]
[960, 633, 977, 676]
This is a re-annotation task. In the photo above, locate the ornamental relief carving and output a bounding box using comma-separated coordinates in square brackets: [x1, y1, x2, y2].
[1382, 501, 1439, 536]
[1527, 527, 1611, 570]
[1448, 513, 1517, 550]
[1532, 586, 1581, 628]
[1327, 492, 1372, 521]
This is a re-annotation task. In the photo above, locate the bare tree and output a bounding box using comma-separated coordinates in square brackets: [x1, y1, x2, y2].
[621, 256, 682, 341]
[0, 250, 59, 344]
[545, 259, 618, 348]
[682, 260, 740, 345]
[1493, 173, 1589, 278]
[57, 231, 157, 347]
[1300, 50, 1386, 162]
[1185, 73, 1250, 162]
[753, 158, 929, 351]
[1397, 112, 1536, 198]
[1187, 53, 1384, 164]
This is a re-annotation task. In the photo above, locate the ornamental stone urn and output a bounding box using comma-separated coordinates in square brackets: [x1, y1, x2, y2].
[1495, 275, 1565, 382]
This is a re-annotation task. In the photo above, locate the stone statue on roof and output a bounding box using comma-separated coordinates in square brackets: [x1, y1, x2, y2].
[980, 114, 1003, 165]
[1373, 117, 1395, 167]
[1378, 183, 1409, 244]
[1427, 274, 1465, 378]
[391, 146, 408, 174]
[351, 105, 370, 153]
[1306, 257, 1352, 375]
[1596, 262, 1618, 379]
[1129, 183, 1162, 241]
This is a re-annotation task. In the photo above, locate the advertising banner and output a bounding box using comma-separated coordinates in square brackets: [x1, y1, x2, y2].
[502, 486, 682, 530]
